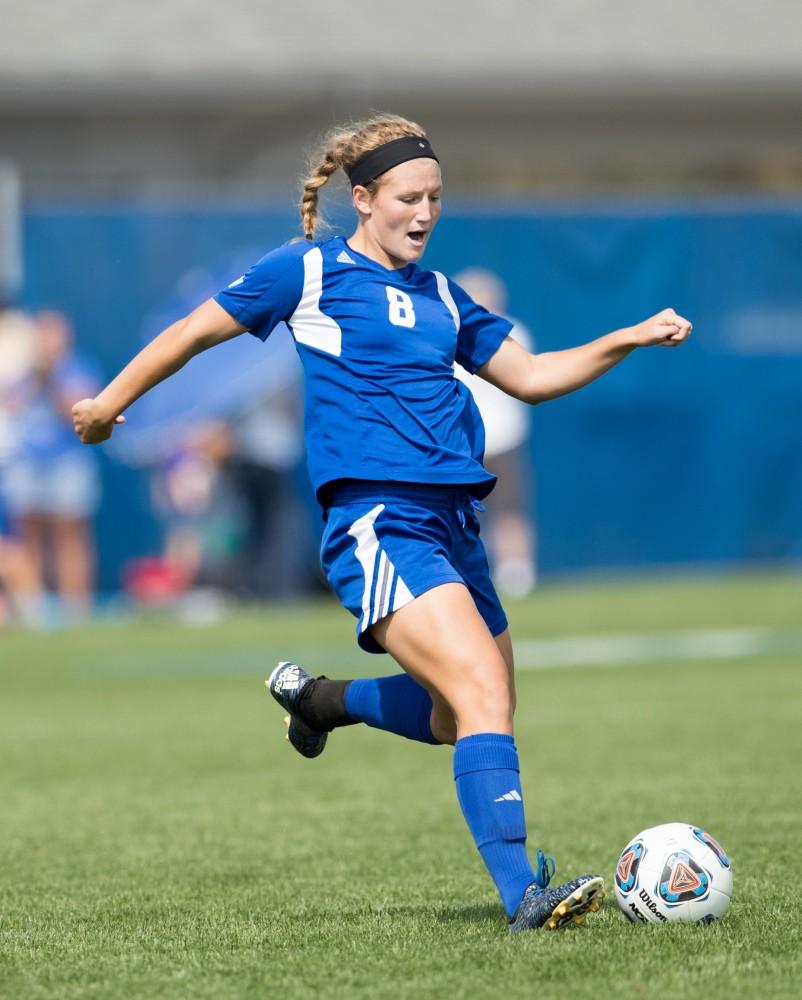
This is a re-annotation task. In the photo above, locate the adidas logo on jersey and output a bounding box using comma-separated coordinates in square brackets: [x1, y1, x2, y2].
[336, 250, 356, 265]
[494, 789, 522, 802]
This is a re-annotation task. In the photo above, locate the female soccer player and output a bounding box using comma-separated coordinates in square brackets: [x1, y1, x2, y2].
[72, 114, 692, 932]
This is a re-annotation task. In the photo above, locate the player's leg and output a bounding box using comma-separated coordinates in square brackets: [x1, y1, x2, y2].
[268, 661, 444, 758]
[370, 582, 511, 735]
[268, 495, 461, 752]
[485, 624, 603, 928]
[373, 581, 537, 920]
[268, 618, 492, 751]
[296, 625, 512, 747]
[411, 627, 513, 743]
[493, 626, 516, 714]
[372, 581, 602, 928]
[268, 495, 516, 750]
[267, 490, 603, 927]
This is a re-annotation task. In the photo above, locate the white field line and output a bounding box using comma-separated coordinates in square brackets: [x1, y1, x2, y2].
[514, 628, 802, 670]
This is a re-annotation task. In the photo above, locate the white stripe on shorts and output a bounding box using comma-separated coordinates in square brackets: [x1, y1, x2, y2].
[372, 550, 390, 625]
[390, 568, 413, 612]
[347, 503, 414, 633]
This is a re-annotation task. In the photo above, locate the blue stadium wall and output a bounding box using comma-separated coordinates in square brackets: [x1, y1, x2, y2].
[21, 200, 802, 591]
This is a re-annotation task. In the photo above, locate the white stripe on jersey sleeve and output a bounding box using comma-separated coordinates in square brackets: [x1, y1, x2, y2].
[288, 246, 342, 356]
[433, 271, 461, 333]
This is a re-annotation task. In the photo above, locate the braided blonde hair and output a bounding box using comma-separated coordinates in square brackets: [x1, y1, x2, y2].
[300, 114, 428, 241]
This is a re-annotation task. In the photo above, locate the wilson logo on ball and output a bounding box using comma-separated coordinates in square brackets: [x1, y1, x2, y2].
[615, 840, 645, 893]
[658, 851, 710, 904]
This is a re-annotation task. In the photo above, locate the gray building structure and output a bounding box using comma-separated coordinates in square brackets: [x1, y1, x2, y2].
[2, 0, 802, 198]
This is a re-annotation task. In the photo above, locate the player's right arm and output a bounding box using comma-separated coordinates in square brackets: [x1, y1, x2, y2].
[72, 299, 246, 444]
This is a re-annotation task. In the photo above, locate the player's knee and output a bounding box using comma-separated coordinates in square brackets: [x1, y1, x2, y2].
[455, 667, 514, 729]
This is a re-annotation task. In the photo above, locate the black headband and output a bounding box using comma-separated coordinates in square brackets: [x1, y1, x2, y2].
[347, 135, 439, 188]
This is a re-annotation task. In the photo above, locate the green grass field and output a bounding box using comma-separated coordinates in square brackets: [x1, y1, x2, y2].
[1, 572, 801, 999]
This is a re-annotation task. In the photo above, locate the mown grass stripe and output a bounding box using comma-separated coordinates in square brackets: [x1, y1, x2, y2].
[515, 627, 802, 670]
[69, 627, 802, 679]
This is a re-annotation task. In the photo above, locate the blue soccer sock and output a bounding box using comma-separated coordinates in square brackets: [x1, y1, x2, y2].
[344, 673, 440, 745]
[453, 733, 536, 918]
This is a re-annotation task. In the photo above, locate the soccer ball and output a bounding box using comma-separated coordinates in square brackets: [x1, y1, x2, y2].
[614, 823, 733, 924]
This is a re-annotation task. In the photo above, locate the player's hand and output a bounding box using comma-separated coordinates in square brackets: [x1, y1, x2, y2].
[631, 308, 693, 348]
[72, 398, 125, 444]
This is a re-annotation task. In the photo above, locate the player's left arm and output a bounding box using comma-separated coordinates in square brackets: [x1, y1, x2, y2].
[477, 308, 692, 404]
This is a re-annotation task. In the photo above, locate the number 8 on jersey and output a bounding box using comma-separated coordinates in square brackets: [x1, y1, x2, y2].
[386, 286, 416, 328]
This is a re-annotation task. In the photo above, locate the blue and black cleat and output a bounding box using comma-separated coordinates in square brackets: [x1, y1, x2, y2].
[266, 661, 328, 759]
[509, 853, 604, 932]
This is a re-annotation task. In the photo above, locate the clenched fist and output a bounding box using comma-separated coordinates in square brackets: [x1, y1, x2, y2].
[72, 398, 125, 444]
[632, 308, 693, 348]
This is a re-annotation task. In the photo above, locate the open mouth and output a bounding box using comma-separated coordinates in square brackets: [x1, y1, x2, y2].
[406, 230, 427, 247]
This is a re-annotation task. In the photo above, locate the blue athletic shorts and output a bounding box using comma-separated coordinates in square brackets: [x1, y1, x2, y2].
[2, 453, 100, 518]
[320, 481, 508, 653]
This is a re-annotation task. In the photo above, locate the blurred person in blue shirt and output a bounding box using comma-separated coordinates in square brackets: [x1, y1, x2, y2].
[2, 310, 101, 621]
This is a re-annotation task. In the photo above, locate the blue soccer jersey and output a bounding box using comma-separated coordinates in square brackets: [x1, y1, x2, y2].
[214, 236, 512, 502]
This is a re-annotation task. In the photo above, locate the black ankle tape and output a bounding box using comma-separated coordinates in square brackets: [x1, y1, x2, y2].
[297, 677, 357, 731]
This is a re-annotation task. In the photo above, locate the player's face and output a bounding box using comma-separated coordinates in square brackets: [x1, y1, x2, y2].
[353, 158, 442, 269]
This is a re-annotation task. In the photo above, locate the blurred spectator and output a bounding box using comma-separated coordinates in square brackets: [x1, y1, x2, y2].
[0, 308, 34, 474]
[0, 505, 39, 626]
[127, 389, 313, 611]
[1, 310, 101, 621]
[453, 268, 538, 597]
[0, 310, 39, 624]
[143, 421, 240, 599]
[229, 383, 310, 600]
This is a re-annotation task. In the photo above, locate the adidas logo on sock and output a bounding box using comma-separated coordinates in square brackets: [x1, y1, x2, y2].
[494, 789, 522, 802]
[336, 250, 356, 265]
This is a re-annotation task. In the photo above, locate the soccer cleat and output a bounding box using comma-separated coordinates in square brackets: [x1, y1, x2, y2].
[266, 661, 328, 759]
[509, 856, 605, 932]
